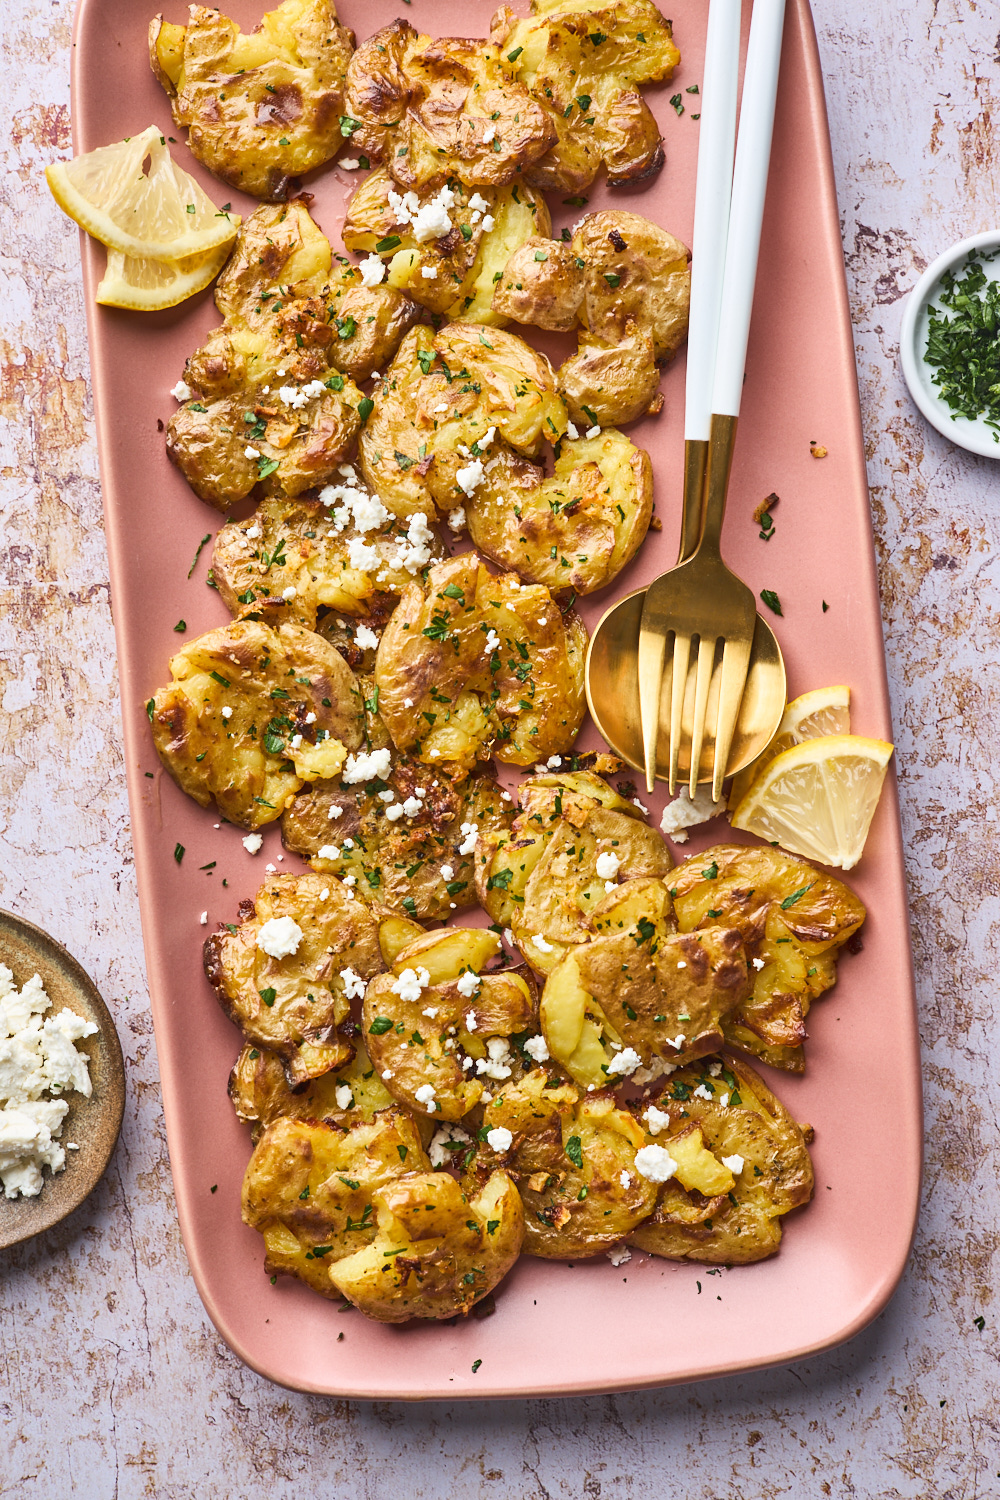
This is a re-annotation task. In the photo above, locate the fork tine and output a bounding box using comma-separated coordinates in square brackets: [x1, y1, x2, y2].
[638, 624, 667, 795]
[667, 631, 691, 794]
[688, 634, 718, 798]
[712, 634, 754, 802]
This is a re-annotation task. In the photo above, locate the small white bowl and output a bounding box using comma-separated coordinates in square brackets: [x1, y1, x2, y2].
[899, 229, 1000, 459]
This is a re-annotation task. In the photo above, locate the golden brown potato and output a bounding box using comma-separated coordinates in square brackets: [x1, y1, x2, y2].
[374, 553, 588, 772]
[329, 1168, 523, 1321]
[363, 927, 536, 1122]
[282, 760, 513, 921]
[229, 1040, 395, 1142]
[671, 844, 866, 1073]
[464, 428, 652, 594]
[149, 618, 364, 828]
[343, 19, 556, 191]
[493, 212, 690, 425]
[358, 323, 568, 522]
[628, 1055, 815, 1264]
[203, 873, 381, 1084]
[241, 1110, 429, 1296]
[491, 0, 680, 193]
[342, 168, 551, 326]
[149, 0, 355, 201]
[475, 770, 672, 973]
[211, 488, 446, 632]
[467, 1074, 657, 1258]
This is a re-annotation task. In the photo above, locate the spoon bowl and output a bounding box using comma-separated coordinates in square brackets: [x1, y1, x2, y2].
[587, 588, 786, 784]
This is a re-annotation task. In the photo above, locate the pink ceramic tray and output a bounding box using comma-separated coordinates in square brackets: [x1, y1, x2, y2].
[71, 0, 921, 1398]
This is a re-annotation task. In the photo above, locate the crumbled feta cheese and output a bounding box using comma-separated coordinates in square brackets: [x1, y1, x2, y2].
[676, 960, 687, 970]
[343, 874, 356, 886]
[708, 1061, 722, 1076]
[256, 916, 303, 960]
[327, 804, 344, 819]
[428, 1123, 472, 1167]
[456, 971, 480, 999]
[319, 888, 330, 901]
[245, 524, 261, 540]
[546, 755, 562, 768]
[481, 214, 494, 232]
[668, 1033, 685, 1051]
[422, 1006, 439, 1019]
[399, 796, 422, 818]
[484, 629, 500, 654]
[382, 1070, 393, 1081]
[447, 506, 466, 532]
[455, 457, 485, 496]
[414, 1082, 438, 1112]
[340, 967, 366, 1000]
[606, 1047, 642, 1077]
[595, 851, 620, 881]
[403, 697, 413, 709]
[388, 511, 436, 574]
[439, 864, 455, 882]
[282, 586, 296, 600]
[619, 1170, 632, 1189]
[346, 536, 380, 572]
[338, 157, 360, 170]
[531, 934, 555, 955]
[458, 822, 478, 855]
[692, 1083, 713, 1101]
[644, 1104, 672, 1136]
[171, 379, 193, 402]
[565, 420, 579, 440]
[464, 1009, 479, 1032]
[486, 1126, 513, 1153]
[633, 797, 649, 814]
[199, 911, 208, 925]
[752, 956, 766, 970]
[221, 706, 233, 720]
[242, 833, 264, 854]
[503, 927, 515, 947]
[391, 966, 430, 1003]
[244, 445, 261, 460]
[634, 1144, 678, 1183]
[335, 1084, 353, 1109]
[359, 253, 386, 287]
[354, 624, 380, 650]
[342, 747, 393, 784]
[422, 265, 439, 279]
[475, 1037, 513, 1081]
[585, 424, 601, 440]
[719, 1092, 730, 1107]
[385, 803, 405, 822]
[721, 1154, 745, 1174]
[523, 1034, 549, 1063]
[659, 785, 726, 842]
[607, 1245, 632, 1267]
[317, 844, 340, 860]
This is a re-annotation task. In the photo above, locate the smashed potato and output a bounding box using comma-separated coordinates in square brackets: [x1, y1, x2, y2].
[363, 927, 536, 1121]
[329, 1168, 523, 1321]
[283, 760, 512, 921]
[229, 1040, 394, 1142]
[343, 168, 550, 325]
[150, 0, 355, 201]
[343, 19, 556, 191]
[241, 1110, 429, 1296]
[629, 1056, 815, 1264]
[672, 845, 866, 1073]
[149, 618, 364, 828]
[464, 428, 652, 594]
[212, 488, 445, 632]
[492, 0, 679, 193]
[494, 211, 690, 425]
[203, 873, 381, 1084]
[358, 323, 568, 522]
[374, 554, 587, 772]
[475, 770, 672, 973]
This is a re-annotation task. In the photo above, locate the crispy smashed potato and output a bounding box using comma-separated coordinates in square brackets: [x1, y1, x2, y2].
[212, 489, 446, 631]
[283, 760, 512, 921]
[229, 1040, 394, 1142]
[203, 873, 381, 1083]
[149, 0, 355, 201]
[343, 19, 556, 191]
[343, 168, 550, 325]
[363, 927, 536, 1121]
[374, 554, 587, 772]
[475, 770, 672, 974]
[241, 1110, 429, 1296]
[629, 1056, 815, 1264]
[359, 323, 568, 521]
[467, 1074, 657, 1257]
[149, 618, 364, 828]
[329, 1167, 523, 1321]
[492, 0, 679, 193]
[465, 428, 652, 594]
[672, 845, 866, 1073]
[494, 211, 690, 425]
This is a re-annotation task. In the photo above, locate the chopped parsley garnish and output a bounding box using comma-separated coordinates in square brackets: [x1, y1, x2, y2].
[187, 534, 212, 578]
[924, 249, 1000, 434]
[564, 1134, 584, 1169]
[760, 588, 783, 616]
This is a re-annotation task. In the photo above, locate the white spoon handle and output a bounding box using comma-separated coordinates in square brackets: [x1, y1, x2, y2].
[712, 0, 787, 419]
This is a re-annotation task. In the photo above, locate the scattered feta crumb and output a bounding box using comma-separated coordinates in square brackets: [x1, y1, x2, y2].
[524, 1034, 549, 1063]
[458, 822, 478, 855]
[338, 157, 360, 170]
[660, 785, 726, 842]
[676, 960, 687, 970]
[546, 755, 562, 768]
[282, 586, 296, 601]
[668, 1033, 685, 1051]
[317, 844, 340, 861]
[422, 1006, 439, 1019]
[719, 1093, 730, 1108]
[644, 1105, 672, 1136]
[439, 864, 455, 881]
[245, 524, 261, 540]
[531, 934, 554, 954]
[475, 1037, 513, 1080]
[456, 971, 480, 999]
[340, 968, 366, 1000]
[342, 747, 392, 784]
[708, 1061, 722, 1076]
[414, 1082, 438, 1113]
[486, 1126, 513, 1153]
[319, 888, 330, 901]
[503, 928, 515, 947]
[692, 1083, 713, 1101]
[619, 1170, 632, 1189]
[242, 833, 263, 855]
[634, 1144, 678, 1183]
[421, 265, 439, 279]
[752, 956, 766, 971]
[456, 457, 485, 497]
[585, 424, 601, 440]
[464, 1009, 479, 1031]
[607, 1245, 632, 1267]
[447, 506, 466, 532]
[244, 445, 261, 460]
[385, 804, 405, 822]
[721, 1154, 745, 1174]
[171, 379, 193, 402]
[606, 1047, 642, 1077]
[256, 917, 303, 960]
[335, 1084, 353, 1109]
[327, 804, 344, 820]
[359, 253, 386, 287]
[354, 624, 380, 650]
[391, 966, 430, 1003]
[221, 706, 233, 720]
[428, 1124, 472, 1167]
[595, 851, 620, 881]
[198, 911, 208, 927]
[565, 420, 579, 441]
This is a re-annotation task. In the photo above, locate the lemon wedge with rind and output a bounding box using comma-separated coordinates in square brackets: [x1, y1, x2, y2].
[46, 125, 240, 261]
[97, 241, 233, 311]
[729, 684, 851, 809]
[731, 733, 894, 871]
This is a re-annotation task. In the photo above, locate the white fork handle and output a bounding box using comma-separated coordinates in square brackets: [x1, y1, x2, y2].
[684, 0, 741, 444]
[711, 0, 787, 419]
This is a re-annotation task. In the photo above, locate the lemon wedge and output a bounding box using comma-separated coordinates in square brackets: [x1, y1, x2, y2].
[729, 684, 851, 809]
[46, 125, 240, 261]
[730, 733, 894, 870]
[97, 241, 232, 311]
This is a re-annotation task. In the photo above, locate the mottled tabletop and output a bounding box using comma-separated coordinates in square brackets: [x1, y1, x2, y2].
[1, 1, 997, 1495]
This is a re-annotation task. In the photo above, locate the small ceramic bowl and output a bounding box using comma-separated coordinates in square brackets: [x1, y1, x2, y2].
[900, 229, 1000, 459]
[0, 910, 125, 1250]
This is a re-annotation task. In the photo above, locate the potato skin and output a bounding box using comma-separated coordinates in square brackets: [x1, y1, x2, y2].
[343, 20, 556, 191]
[465, 428, 652, 594]
[374, 553, 587, 772]
[329, 1168, 524, 1321]
[671, 844, 866, 1073]
[229, 1040, 395, 1142]
[628, 1056, 815, 1264]
[149, 618, 364, 828]
[150, 0, 356, 201]
[204, 872, 381, 1083]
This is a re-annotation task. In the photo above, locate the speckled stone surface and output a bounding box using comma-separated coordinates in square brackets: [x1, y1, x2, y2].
[1, 1, 997, 1495]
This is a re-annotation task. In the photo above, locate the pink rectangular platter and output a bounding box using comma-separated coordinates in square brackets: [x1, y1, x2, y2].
[71, 0, 922, 1399]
